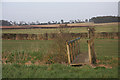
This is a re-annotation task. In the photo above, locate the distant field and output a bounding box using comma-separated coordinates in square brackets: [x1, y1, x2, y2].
[2, 39, 118, 78]
[2, 22, 118, 34]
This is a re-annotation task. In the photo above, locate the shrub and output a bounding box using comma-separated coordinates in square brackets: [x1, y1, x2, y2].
[44, 28, 72, 64]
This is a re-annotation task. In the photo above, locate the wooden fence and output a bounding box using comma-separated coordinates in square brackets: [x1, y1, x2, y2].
[66, 37, 81, 64]
[66, 27, 97, 65]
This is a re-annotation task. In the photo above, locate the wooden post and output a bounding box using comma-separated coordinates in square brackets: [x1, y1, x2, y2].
[72, 43, 74, 60]
[88, 28, 90, 38]
[70, 43, 73, 62]
[87, 27, 96, 64]
[78, 40, 80, 55]
[66, 43, 71, 64]
[88, 41, 92, 64]
[73, 42, 76, 59]
[91, 39, 96, 64]
[76, 41, 78, 57]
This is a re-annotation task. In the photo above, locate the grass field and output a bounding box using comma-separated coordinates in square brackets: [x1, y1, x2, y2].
[2, 39, 118, 78]
[2, 23, 118, 34]
[2, 63, 118, 78]
[2, 40, 53, 52]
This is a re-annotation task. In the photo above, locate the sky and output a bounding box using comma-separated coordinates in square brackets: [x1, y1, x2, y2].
[2, 2, 118, 23]
[1, 0, 120, 2]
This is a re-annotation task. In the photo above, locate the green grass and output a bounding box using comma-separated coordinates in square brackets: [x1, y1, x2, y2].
[95, 39, 118, 57]
[2, 63, 118, 78]
[2, 40, 54, 64]
[2, 40, 53, 52]
[2, 39, 118, 78]
[2, 24, 118, 34]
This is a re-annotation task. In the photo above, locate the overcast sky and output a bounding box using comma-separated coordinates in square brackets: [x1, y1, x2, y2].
[2, 2, 118, 22]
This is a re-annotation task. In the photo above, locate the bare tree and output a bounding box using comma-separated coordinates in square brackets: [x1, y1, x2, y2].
[36, 21, 40, 25]
[61, 19, 64, 24]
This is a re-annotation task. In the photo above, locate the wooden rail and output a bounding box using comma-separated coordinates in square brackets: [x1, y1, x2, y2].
[67, 37, 80, 45]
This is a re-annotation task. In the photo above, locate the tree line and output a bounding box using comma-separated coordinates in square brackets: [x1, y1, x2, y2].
[1, 16, 119, 26]
[89, 16, 120, 23]
[0, 19, 86, 26]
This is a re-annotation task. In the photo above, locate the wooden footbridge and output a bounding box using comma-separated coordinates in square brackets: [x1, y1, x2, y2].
[66, 27, 97, 65]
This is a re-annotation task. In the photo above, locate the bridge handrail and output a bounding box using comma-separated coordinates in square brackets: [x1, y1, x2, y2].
[67, 37, 80, 45]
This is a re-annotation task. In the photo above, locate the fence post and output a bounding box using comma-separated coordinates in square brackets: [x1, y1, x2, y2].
[87, 27, 96, 64]
[66, 43, 71, 64]
[73, 42, 76, 59]
[88, 41, 92, 64]
[70, 43, 73, 62]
